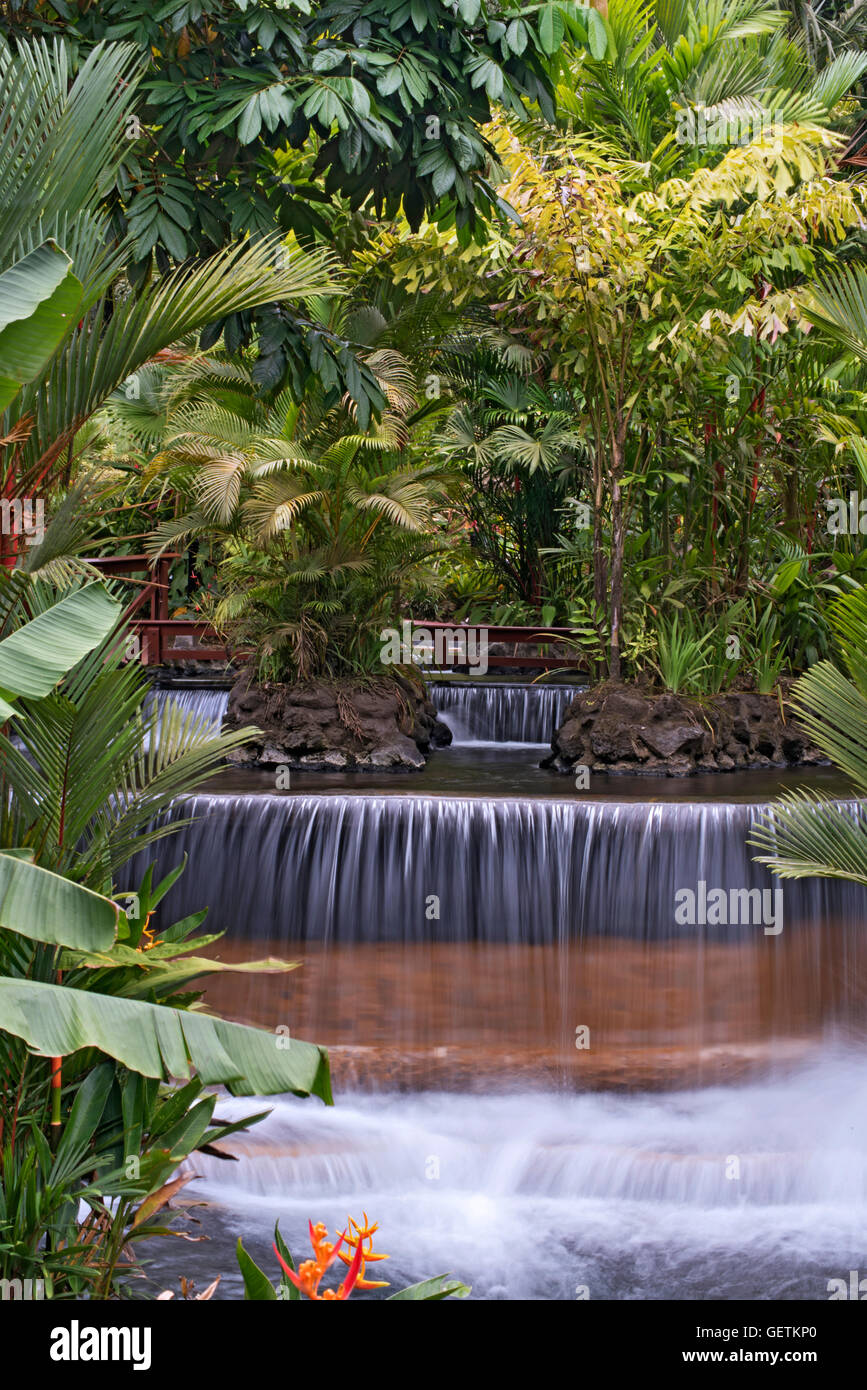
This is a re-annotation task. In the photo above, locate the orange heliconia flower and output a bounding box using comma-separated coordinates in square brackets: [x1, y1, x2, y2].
[274, 1221, 364, 1301]
[336, 1212, 390, 1290]
[138, 911, 163, 951]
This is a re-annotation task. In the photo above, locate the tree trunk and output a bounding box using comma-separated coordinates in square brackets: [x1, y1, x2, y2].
[592, 446, 607, 615]
[609, 433, 625, 682]
[591, 446, 608, 682]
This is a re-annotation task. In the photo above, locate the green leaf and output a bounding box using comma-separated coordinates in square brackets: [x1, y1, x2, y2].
[156, 213, 189, 262]
[587, 6, 608, 60]
[0, 977, 333, 1099]
[0, 243, 83, 410]
[432, 158, 457, 199]
[0, 852, 118, 949]
[237, 1237, 278, 1299]
[505, 18, 528, 55]
[61, 946, 299, 999]
[458, 0, 481, 23]
[0, 583, 121, 700]
[388, 1274, 471, 1300]
[274, 1223, 301, 1300]
[53, 1062, 115, 1183]
[238, 95, 263, 145]
[539, 3, 564, 55]
[0, 241, 74, 335]
[772, 558, 803, 594]
[377, 64, 404, 97]
[410, 0, 429, 32]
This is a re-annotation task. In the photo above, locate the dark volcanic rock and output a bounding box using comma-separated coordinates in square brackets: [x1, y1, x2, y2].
[543, 683, 824, 778]
[224, 670, 451, 772]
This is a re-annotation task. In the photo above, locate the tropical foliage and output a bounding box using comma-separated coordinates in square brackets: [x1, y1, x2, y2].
[236, 1217, 470, 1301]
[5, 0, 867, 1304]
[0, 31, 339, 555]
[102, 349, 458, 679]
[0, 571, 331, 1295]
[751, 583, 867, 886]
[3, 0, 604, 404]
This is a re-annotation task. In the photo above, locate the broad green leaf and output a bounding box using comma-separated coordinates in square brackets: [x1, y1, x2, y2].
[0, 977, 333, 1100]
[0, 583, 121, 699]
[61, 947, 300, 999]
[771, 557, 803, 594]
[505, 18, 528, 55]
[0, 243, 83, 411]
[586, 6, 608, 60]
[539, 3, 564, 55]
[0, 241, 75, 334]
[0, 852, 118, 949]
[238, 95, 263, 144]
[388, 1275, 471, 1300]
[237, 1238, 278, 1299]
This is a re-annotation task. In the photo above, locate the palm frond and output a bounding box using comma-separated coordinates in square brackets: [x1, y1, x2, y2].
[750, 582, 867, 884]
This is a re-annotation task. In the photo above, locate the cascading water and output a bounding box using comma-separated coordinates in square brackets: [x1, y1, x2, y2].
[148, 679, 579, 745]
[169, 1056, 867, 1300]
[429, 681, 583, 744]
[145, 790, 865, 947]
[137, 784, 867, 1092]
[139, 681, 867, 1299]
[146, 684, 230, 730]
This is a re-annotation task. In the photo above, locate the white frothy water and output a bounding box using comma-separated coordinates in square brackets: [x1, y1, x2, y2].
[430, 682, 584, 746]
[186, 1051, 867, 1300]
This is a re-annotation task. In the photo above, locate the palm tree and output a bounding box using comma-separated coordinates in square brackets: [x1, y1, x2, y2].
[0, 34, 339, 552]
[435, 342, 584, 613]
[116, 355, 460, 679]
[553, 0, 867, 181]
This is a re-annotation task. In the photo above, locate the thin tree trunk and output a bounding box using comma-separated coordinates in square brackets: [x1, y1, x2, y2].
[592, 446, 607, 615]
[609, 432, 625, 682]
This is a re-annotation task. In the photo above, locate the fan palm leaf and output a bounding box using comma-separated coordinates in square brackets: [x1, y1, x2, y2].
[802, 265, 867, 364]
[750, 585, 867, 883]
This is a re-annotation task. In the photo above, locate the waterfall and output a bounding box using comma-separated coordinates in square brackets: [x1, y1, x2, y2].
[429, 682, 582, 745]
[164, 1054, 867, 1300]
[134, 788, 867, 1093]
[139, 791, 866, 945]
[146, 685, 230, 731]
[149, 680, 579, 746]
[136, 683, 867, 1301]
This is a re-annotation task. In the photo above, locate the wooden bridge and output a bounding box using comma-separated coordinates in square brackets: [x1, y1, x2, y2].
[88, 555, 580, 672]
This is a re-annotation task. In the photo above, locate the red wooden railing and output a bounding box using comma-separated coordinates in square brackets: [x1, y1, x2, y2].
[406, 620, 579, 670]
[86, 556, 581, 671]
[86, 554, 230, 665]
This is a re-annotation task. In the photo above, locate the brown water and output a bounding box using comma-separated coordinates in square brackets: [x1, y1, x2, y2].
[199, 927, 866, 1093]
